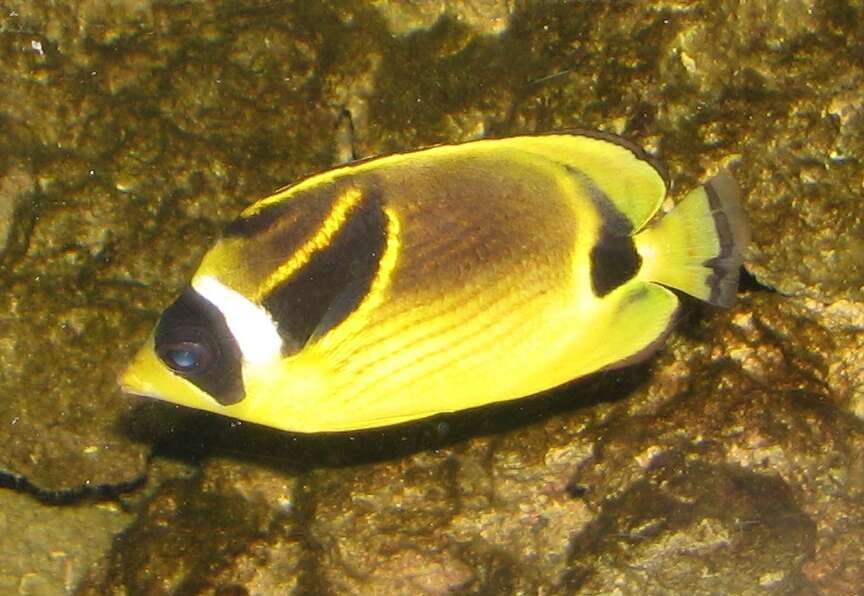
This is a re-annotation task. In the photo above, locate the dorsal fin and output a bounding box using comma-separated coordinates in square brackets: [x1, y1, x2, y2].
[494, 132, 668, 232]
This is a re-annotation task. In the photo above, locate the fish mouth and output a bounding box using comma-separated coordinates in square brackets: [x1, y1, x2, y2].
[117, 368, 162, 400]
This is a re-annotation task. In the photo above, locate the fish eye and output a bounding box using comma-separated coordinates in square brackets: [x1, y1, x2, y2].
[158, 339, 214, 375]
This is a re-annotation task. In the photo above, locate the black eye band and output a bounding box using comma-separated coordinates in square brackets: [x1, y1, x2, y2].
[154, 287, 246, 406]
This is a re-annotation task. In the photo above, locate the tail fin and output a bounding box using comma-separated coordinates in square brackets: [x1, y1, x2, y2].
[634, 171, 749, 308]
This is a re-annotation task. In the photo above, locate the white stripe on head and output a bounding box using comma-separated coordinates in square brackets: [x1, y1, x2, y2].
[192, 275, 283, 365]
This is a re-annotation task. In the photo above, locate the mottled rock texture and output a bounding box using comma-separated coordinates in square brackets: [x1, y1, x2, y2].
[0, 489, 130, 594]
[0, 0, 861, 593]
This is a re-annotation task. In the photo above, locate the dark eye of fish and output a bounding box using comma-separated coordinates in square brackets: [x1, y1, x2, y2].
[158, 338, 214, 375]
[152, 287, 246, 405]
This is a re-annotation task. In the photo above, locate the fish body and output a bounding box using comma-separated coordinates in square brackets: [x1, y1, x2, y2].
[120, 133, 748, 432]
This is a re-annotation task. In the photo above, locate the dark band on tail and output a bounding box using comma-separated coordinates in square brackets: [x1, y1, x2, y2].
[702, 173, 748, 308]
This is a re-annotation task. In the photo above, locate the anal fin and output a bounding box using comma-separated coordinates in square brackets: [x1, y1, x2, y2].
[566, 281, 680, 379]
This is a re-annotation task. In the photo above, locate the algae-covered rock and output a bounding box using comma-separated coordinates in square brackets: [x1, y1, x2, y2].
[0, 0, 862, 593]
[0, 0, 394, 493]
[77, 458, 304, 594]
[653, 0, 864, 303]
[0, 487, 131, 594]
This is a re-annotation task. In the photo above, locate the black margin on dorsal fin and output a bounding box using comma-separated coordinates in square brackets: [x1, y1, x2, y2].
[261, 185, 387, 353]
[550, 128, 671, 188]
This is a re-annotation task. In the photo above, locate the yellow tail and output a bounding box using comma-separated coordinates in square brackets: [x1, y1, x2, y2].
[634, 171, 749, 308]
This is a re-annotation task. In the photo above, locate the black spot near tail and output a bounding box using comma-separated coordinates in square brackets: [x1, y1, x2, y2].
[590, 231, 642, 297]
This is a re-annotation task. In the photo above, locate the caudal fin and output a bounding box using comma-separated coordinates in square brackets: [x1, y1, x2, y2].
[633, 171, 749, 308]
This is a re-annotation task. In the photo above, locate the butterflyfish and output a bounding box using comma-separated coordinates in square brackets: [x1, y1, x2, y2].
[120, 132, 749, 432]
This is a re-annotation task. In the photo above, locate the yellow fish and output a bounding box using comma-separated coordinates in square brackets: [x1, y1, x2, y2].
[120, 133, 748, 432]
